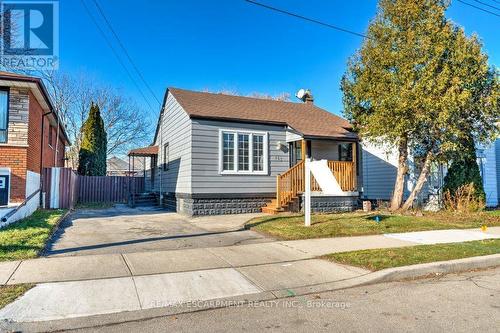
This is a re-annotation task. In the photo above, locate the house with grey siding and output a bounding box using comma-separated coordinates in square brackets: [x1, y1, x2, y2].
[130, 88, 361, 216]
[360, 141, 443, 208]
[477, 139, 500, 207]
[361, 139, 500, 208]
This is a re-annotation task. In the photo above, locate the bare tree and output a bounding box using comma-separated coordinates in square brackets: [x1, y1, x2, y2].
[203, 88, 291, 101]
[0, 8, 21, 53]
[247, 92, 291, 101]
[40, 71, 153, 169]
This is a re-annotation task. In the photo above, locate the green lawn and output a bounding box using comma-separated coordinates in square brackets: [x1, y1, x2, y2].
[247, 211, 500, 240]
[486, 210, 500, 217]
[0, 209, 67, 262]
[323, 239, 500, 271]
[0, 284, 33, 309]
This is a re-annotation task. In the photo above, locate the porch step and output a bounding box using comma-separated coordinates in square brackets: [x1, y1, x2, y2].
[129, 192, 159, 207]
[261, 205, 283, 215]
[261, 197, 299, 214]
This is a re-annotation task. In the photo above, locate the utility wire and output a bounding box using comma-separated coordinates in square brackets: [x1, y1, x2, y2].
[472, 0, 500, 11]
[244, 0, 369, 39]
[91, 0, 162, 107]
[80, 0, 156, 112]
[456, 0, 500, 18]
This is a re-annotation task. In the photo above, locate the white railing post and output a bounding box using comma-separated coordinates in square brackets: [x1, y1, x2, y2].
[276, 175, 281, 209]
[305, 158, 311, 227]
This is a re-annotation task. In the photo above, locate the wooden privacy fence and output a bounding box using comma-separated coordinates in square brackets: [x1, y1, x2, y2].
[77, 175, 144, 203]
[43, 167, 145, 208]
[43, 167, 79, 209]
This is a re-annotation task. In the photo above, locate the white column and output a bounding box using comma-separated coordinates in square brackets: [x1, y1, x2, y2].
[305, 158, 311, 227]
[50, 167, 60, 209]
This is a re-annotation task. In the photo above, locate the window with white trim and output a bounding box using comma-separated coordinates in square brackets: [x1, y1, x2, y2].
[220, 130, 268, 174]
[0, 90, 8, 143]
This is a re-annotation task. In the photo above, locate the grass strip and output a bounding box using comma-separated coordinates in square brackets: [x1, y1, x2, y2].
[247, 211, 500, 240]
[0, 209, 67, 262]
[323, 239, 500, 271]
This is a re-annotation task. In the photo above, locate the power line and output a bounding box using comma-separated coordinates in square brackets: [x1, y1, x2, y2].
[456, 0, 500, 18]
[472, 0, 500, 11]
[91, 0, 162, 107]
[79, 0, 156, 112]
[244, 0, 369, 39]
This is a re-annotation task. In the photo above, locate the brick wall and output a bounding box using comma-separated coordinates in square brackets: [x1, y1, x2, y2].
[0, 146, 27, 202]
[0, 89, 66, 204]
[27, 91, 66, 172]
[0, 88, 29, 203]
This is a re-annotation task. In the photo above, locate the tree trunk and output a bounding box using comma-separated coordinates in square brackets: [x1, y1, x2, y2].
[390, 137, 409, 211]
[401, 152, 433, 211]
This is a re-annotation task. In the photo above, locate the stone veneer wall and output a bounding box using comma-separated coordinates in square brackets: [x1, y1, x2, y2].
[162, 193, 272, 216]
[300, 195, 359, 213]
[6, 88, 29, 145]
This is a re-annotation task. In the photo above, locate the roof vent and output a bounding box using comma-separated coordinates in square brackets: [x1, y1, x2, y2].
[295, 89, 314, 104]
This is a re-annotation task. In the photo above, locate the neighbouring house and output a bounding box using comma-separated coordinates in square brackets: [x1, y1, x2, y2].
[477, 138, 500, 207]
[0, 71, 70, 225]
[360, 141, 445, 209]
[130, 88, 360, 216]
[361, 138, 500, 209]
[107, 156, 145, 176]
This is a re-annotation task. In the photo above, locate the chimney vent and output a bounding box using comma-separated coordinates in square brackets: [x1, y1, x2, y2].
[296, 89, 314, 104]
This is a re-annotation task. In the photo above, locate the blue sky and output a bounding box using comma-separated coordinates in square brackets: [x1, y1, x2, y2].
[61, 0, 499, 121]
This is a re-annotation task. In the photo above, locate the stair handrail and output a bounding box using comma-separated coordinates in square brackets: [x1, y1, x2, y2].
[276, 160, 356, 210]
[276, 160, 304, 209]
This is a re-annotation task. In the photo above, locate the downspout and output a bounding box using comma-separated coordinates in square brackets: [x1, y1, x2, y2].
[54, 112, 60, 166]
[39, 110, 53, 206]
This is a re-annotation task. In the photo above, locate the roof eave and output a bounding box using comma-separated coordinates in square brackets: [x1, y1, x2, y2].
[0, 74, 71, 145]
[302, 134, 359, 142]
[189, 114, 288, 127]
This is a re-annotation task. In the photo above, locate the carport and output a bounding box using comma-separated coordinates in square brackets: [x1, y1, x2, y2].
[128, 145, 158, 205]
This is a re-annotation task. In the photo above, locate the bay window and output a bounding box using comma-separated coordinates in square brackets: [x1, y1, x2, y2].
[220, 130, 268, 174]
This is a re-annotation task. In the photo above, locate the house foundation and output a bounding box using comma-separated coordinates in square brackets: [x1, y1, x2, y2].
[300, 194, 359, 213]
[162, 193, 273, 216]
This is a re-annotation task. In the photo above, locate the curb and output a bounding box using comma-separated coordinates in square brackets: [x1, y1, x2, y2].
[4, 254, 499, 332]
[359, 253, 500, 284]
[282, 253, 500, 297]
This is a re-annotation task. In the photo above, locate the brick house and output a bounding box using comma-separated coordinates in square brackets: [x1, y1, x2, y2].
[0, 71, 70, 223]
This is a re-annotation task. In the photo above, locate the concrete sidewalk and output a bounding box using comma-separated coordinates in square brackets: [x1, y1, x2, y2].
[0, 227, 498, 324]
[0, 259, 369, 323]
[1, 227, 499, 285]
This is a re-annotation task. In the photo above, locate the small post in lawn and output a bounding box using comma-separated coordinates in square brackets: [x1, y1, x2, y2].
[305, 158, 311, 227]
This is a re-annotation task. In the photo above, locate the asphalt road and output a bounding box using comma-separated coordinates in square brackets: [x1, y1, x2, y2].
[68, 267, 500, 333]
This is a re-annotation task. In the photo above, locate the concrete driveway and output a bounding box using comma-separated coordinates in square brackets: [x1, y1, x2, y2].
[45, 205, 272, 257]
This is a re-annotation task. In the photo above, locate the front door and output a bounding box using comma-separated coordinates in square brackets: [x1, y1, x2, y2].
[289, 140, 311, 167]
[0, 175, 9, 206]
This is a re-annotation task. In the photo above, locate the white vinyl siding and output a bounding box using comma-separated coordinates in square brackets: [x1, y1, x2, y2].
[479, 140, 499, 207]
[154, 93, 192, 194]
